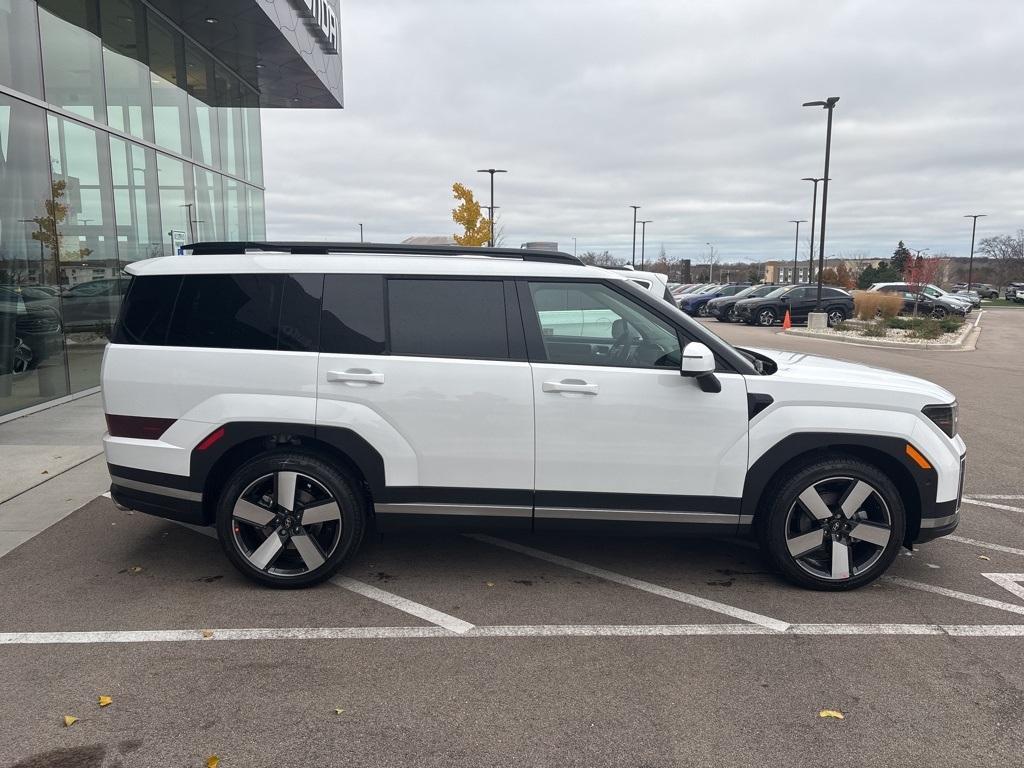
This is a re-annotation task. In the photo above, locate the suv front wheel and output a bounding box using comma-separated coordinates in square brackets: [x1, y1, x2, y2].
[755, 307, 777, 327]
[216, 451, 366, 588]
[758, 455, 906, 590]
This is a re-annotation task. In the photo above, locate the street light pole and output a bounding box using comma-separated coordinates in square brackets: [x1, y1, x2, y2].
[476, 168, 507, 247]
[358, 223, 363, 243]
[964, 214, 986, 294]
[801, 177, 826, 284]
[803, 96, 839, 310]
[638, 220, 652, 268]
[789, 220, 806, 284]
[572, 236, 577, 258]
[629, 205, 641, 266]
[705, 242, 715, 282]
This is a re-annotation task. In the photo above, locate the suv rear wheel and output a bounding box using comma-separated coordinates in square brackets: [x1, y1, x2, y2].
[931, 306, 948, 319]
[755, 307, 777, 327]
[758, 455, 905, 590]
[826, 307, 847, 327]
[216, 451, 366, 588]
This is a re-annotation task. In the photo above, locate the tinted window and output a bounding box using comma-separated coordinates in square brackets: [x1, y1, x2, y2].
[528, 281, 681, 368]
[112, 275, 181, 345]
[167, 274, 287, 350]
[822, 287, 848, 298]
[388, 279, 508, 359]
[278, 274, 323, 352]
[321, 275, 386, 355]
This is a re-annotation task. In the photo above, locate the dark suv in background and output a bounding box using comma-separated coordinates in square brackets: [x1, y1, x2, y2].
[734, 285, 853, 327]
[678, 282, 751, 316]
[706, 284, 780, 322]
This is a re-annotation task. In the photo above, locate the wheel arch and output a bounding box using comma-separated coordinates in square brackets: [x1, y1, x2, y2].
[193, 422, 386, 525]
[743, 433, 932, 545]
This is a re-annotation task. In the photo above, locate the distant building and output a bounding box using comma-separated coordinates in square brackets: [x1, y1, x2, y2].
[402, 236, 457, 246]
[764, 257, 876, 284]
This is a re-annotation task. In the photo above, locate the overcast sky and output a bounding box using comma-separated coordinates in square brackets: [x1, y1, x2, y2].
[261, 0, 1024, 264]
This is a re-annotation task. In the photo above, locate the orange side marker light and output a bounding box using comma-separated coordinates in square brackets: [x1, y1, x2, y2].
[905, 443, 931, 470]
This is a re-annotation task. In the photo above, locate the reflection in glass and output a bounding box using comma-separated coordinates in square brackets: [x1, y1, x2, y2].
[157, 153, 195, 255]
[110, 136, 162, 265]
[224, 179, 248, 241]
[216, 65, 247, 179]
[39, 7, 107, 123]
[0, 0, 44, 98]
[0, 96, 69, 415]
[243, 94, 263, 186]
[102, 0, 154, 142]
[47, 114, 120, 392]
[185, 42, 219, 168]
[247, 186, 266, 240]
[148, 13, 190, 156]
[194, 168, 224, 241]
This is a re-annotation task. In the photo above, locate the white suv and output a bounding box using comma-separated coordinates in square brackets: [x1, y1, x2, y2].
[102, 242, 966, 590]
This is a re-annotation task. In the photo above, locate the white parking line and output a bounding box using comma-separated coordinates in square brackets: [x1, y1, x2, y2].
[330, 576, 476, 634]
[3, 623, 1024, 644]
[467, 534, 790, 632]
[968, 495, 1024, 500]
[962, 497, 1024, 514]
[887, 576, 1024, 617]
[946, 535, 1024, 557]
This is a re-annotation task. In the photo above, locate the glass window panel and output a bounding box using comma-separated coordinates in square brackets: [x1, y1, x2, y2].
[167, 274, 283, 350]
[193, 168, 224, 241]
[0, 0, 44, 97]
[0, 96, 69, 415]
[111, 274, 180, 345]
[388, 279, 508, 359]
[38, 0, 99, 31]
[247, 186, 265, 239]
[320, 275, 385, 355]
[185, 42, 219, 167]
[102, 0, 153, 141]
[46, 113, 120, 393]
[109, 136, 162, 265]
[39, 7, 107, 123]
[224, 178, 247, 241]
[156, 153, 194, 255]
[215, 65, 246, 179]
[243, 93, 263, 185]
[148, 15, 190, 155]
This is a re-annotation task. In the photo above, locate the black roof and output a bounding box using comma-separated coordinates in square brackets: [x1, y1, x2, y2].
[184, 241, 584, 265]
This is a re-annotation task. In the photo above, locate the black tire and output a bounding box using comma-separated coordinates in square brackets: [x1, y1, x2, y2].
[697, 303, 710, 317]
[826, 306, 847, 327]
[931, 306, 948, 319]
[215, 450, 367, 588]
[757, 454, 906, 591]
[755, 307, 777, 327]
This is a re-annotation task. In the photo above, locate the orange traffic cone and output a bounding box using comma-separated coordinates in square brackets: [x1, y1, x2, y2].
[782, 309, 792, 330]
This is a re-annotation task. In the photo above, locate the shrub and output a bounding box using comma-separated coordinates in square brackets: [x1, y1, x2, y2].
[860, 322, 887, 337]
[885, 316, 913, 329]
[852, 291, 902, 320]
[832, 320, 850, 332]
[909, 319, 943, 339]
[938, 316, 964, 333]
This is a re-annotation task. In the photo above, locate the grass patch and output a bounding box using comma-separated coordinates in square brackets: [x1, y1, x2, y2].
[982, 299, 1024, 308]
[831, 320, 850, 332]
[885, 316, 914, 329]
[938, 316, 965, 333]
[860, 322, 887, 337]
[909, 318, 943, 339]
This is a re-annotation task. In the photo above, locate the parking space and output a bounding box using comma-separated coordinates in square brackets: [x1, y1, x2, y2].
[1, 310, 1022, 766]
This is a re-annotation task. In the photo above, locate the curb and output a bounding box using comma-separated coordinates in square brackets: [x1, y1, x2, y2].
[782, 311, 982, 351]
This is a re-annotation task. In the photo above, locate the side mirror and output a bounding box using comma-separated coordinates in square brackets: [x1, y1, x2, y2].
[681, 342, 721, 392]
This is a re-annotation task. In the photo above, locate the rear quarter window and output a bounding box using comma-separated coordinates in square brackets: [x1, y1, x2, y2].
[111, 275, 182, 345]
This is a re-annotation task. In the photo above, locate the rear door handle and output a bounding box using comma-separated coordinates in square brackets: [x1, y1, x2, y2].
[542, 379, 598, 395]
[326, 369, 385, 384]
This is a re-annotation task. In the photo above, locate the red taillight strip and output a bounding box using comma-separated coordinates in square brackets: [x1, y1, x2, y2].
[195, 427, 226, 452]
[105, 414, 176, 440]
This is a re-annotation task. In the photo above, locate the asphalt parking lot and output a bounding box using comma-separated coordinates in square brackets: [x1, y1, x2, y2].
[1, 310, 1023, 768]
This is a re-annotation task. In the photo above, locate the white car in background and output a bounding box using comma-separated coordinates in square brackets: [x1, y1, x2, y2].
[602, 267, 674, 303]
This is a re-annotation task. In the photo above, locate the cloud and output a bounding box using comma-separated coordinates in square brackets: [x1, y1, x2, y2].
[261, 0, 1024, 263]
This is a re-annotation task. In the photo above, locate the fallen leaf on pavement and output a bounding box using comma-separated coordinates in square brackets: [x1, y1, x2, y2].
[979, 555, 991, 561]
[335, 708, 345, 715]
[98, 696, 112, 707]
[206, 756, 220, 768]
[485, 581, 495, 587]
[62, 715, 78, 727]
[818, 709, 844, 719]
[201, 629, 214, 639]
[129, 566, 143, 573]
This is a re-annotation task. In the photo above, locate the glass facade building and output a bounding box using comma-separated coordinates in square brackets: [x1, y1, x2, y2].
[0, 0, 343, 419]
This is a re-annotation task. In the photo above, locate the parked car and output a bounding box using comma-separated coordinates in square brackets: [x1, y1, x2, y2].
[602, 267, 674, 304]
[876, 288, 968, 319]
[60, 277, 128, 333]
[869, 282, 972, 313]
[950, 289, 982, 309]
[0, 285, 63, 375]
[103, 241, 965, 591]
[706, 284, 780, 322]
[734, 285, 853, 327]
[1004, 282, 1024, 302]
[952, 283, 998, 299]
[678, 283, 752, 317]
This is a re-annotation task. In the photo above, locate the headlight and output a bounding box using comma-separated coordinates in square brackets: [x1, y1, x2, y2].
[923, 402, 958, 438]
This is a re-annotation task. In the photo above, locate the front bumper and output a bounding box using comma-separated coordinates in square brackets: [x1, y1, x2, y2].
[914, 452, 965, 543]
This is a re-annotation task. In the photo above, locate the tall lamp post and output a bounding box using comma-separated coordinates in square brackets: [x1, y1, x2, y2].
[476, 168, 507, 247]
[705, 242, 716, 282]
[964, 214, 986, 293]
[789, 220, 806, 283]
[802, 96, 840, 310]
[801, 177, 827, 284]
[629, 205, 641, 266]
[358, 223, 363, 243]
[638, 220, 652, 268]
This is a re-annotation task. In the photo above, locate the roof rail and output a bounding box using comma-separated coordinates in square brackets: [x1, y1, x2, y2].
[183, 241, 585, 265]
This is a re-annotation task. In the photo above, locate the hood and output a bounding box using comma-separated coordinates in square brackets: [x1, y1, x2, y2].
[743, 347, 955, 404]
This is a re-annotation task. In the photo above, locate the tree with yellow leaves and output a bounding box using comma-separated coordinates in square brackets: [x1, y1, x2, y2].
[451, 182, 491, 246]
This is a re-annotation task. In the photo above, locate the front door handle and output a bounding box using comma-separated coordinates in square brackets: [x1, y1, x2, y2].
[542, 379, 598, 395]
[326, 369, 385, 385]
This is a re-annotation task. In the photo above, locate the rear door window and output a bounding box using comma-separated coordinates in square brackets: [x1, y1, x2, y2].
[320, 275, 386, 355]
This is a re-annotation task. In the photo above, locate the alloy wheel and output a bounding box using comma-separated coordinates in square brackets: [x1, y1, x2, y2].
[827, 309, 845, 327]
[783, 476, 892, 581]
[757, 308, 776, 326]
[931, 307, 948, 319]
[231, 471, 343, 576]
[698, 304, 709, 317]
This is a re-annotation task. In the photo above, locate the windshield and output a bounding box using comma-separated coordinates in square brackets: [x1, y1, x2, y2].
[759, 285, 793, 299]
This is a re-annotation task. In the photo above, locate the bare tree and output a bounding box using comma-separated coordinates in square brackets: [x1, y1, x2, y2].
[578, 250, 626, 267]
[978, 230, 1024, 285]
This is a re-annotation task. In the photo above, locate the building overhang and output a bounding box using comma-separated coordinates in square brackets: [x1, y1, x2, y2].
[148, 0, 343, 108]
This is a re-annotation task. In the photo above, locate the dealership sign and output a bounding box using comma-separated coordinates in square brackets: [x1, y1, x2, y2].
[293, 0, 339, 52]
